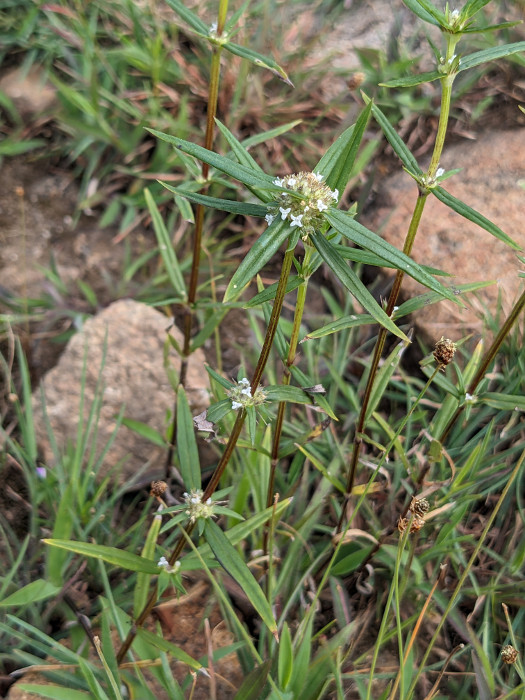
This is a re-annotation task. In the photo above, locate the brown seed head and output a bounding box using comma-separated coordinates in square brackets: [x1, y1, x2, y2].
[433, 337, 457, 368]
[501, 644, 519, 665]
[410, 497, 430, 517]
[150, 480, 167, 498]
[409, 516, 425, 533]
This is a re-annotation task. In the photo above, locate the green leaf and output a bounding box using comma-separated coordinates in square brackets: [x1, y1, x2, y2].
[264, 385, 316, 405]
[302, 313, 376, 341]
[245, 276, 303, 307]
[311, 231, 408, 341]
[278, 622, 294, 690]
[204, 520, 277, 636]
[206, 398, 234, 423]
[223, 41, 292, 85]
[137, 627, 202, 669]
[234, 660, 272, 700]
[325, 209, 460, 302]
[159, 182, 268, 217]
[432, 186, 521, 250]
[176, 385, 201, 490]
[17, 686, 90, 700]
[380, 70, 442, 88]
[215, 118, 266, 173]
[144, 188, 186, 299]
[394, 280, 494, 319]
[148, 129, 279, 191]
[368, 100, 422, 175]
[0, 138, 46, 156]
[164, 0, 209, 35]
[241, 120, 303, 150]
[366, 336, 411, 422]
[458, 42, 525, 73]
[205, 365, 235, 390]
[121, 418, 166, 447]
[401, 0, 442, 26]
[0, 580, 61, 607]
[43, 540, 161, 574]
[46, 482, 74, 586]
[134, 514, 162, 617]
[223, 219, 291, 302]
[335, 244, 451, 275]
[315, 102, 372, 194]
[478, 393, 525, 411]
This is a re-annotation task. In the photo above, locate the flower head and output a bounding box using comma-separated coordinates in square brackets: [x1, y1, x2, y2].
[265, 171, 339, 241]
[229, 377, 266, 411]
[433, 337, 456, 369]
[183, 489, 215, 523]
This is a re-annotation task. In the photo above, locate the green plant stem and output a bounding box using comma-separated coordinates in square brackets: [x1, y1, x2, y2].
[265, 247, 313, 537]
[117, 245, 294, 665]
[337, 32, 460, 532]
[405, 446, 525, 700]
[165, 5, 226, 473]
[439, 287, 525, 444]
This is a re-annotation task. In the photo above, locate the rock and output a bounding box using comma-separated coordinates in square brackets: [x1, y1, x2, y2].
[0, 65, 57, 118]
[31, 299, 209, 487]
[362, 129, 525, 339]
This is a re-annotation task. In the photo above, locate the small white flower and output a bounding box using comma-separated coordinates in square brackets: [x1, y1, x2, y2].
[314, 172, 324, 182]
[158, 556, 169, 569]
[239, 378, 250, 386]
[450, 9, 459, 19]
[279, 207, 291, 220]
[331, 189, 339, 202]
[240, 387, 252, 397]
[209, 22, 217, 34]
[231, 400, 243, 410]
[287, 177, 296, 186]
[317, 199, 328, 211]
[290, 214, 303, 228]
[465, 393, 476, 403]
[265, 213, 275, 225]
[436, 168, 445, 178]
[206, 498, 212, 505]
[273, 177, 283, 186]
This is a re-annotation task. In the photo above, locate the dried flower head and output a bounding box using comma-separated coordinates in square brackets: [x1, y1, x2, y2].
[410, 497, 430, 517]
[433, 337, 457, 368]
[150, 480, 167, 498]
[398, 515, 425, 535]
[267, 171, 338, 242]
[501, 644, 519, 665]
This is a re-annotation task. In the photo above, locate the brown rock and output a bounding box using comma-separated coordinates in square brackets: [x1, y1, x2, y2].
[0, 65, 57, 118]
[31, 299, 209, 486]
[363, 129, 525, 338]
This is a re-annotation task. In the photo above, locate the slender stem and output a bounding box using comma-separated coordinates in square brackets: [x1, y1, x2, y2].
[337, 31, 460, 530]
[117, 245, 294, 664]
[439, 287, 525, 444]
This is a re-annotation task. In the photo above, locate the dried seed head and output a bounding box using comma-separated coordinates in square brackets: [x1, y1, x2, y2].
[398, 514, 425, 535]
[150, 480, 167, 498]
[433, 337, 457, 368]
[398, 517, 408, 534]
[409, 516, 425, 533]
[501, 644, 519, 665]
[410, 497, 430, 517]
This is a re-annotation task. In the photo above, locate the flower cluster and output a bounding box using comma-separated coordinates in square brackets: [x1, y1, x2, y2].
[183, 488, 215, 523]
[157, 556, 181, 574]
[228, 377, 267, 411]
[265, 171, 338, 242]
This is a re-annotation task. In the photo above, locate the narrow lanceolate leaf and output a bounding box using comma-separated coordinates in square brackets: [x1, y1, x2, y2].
[204, 520, 278, 637]
[43, 540, 161, 574]
[17, 686, 90, 700]
[478, 393, 525, 411]
[264, 385, 317, 405]
[159, 183, 268, 218]
[215, 119, 266, 173]
[0, 580, 61, 607]
[401, 0, 442, 27]
[147, 129, 278, 191]
[223, 42, 292, 85]
[137, 628, 202, 669]
[368, 101, 421, 175]
[394, 280, 494, 319]
[315, 102, 372, 194]
[325, 209, 460, 303]
[302, 313, 376, 341]
[311, 231, 408, 341]
[458, 43, 525, 72]
[380, 70, 442, 88]
[164, 0, 209, 35]
[144, 188, 186, 299]
[432, 187, 521, 250]
[134, 514, 162, 617]
[223, 219, 291, 302]
[245, 276, 303, 307]
[177, 385, 201, 491]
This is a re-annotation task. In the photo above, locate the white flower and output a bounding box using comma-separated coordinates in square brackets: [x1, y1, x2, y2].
[239, 378, 250, 386]
[450, 9, 459, 19]
[290, 214, 303, 228]
[331, 189, 339, 202]
[279, 207, 291, 220]
[265, 213, 275, 225]
[465, 393, 476, 403]
[273, 177, 283, 186]
[231, 400, 243, 410]
[314, 172, 324, 181]
[158, 556, 169, 569]
[317, 199, 328, 211]
[436, 168, 445, 178]
[287, 177, 296, 186]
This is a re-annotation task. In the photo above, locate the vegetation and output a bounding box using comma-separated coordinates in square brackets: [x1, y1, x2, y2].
[1, 0, 525, 698]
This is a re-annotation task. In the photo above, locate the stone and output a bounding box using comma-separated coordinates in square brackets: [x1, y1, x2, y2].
[0, 65, 57, 118]
[362, 129, 525, 339]
[31, 299, 209, 487]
